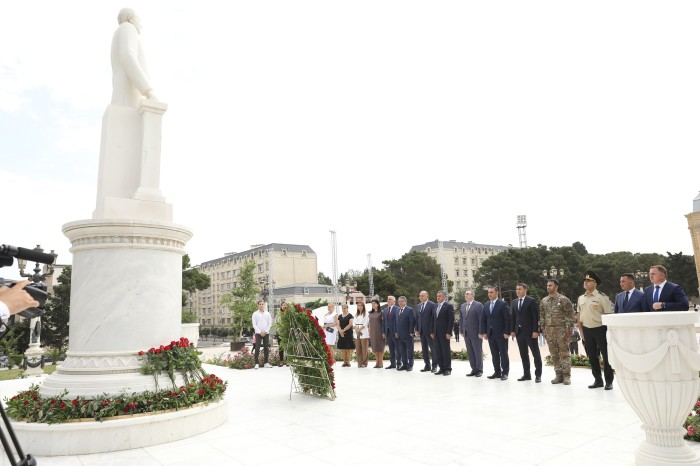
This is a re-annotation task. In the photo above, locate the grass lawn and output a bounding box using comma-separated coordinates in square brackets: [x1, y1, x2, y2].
[0, 365, 57, 381]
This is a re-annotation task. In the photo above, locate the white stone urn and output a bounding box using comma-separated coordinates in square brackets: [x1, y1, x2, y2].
[603, 311, 700, 465]
[181, 323, 200, 348]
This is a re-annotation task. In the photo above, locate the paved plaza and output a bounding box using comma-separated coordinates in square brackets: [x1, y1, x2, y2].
[1, 343, 699, 465]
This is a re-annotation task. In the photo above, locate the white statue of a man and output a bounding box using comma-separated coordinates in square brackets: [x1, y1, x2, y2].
[111, 8, 157, 107]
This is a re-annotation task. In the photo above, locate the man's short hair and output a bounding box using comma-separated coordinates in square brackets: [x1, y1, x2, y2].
[257, 299, 265, 305]
[516, 283, 528, 290]
[548, 279, 559, 287]
[620, 273, 635, 281]
[651, 265, 668, 277]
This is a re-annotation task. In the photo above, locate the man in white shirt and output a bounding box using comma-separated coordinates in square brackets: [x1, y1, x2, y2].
[252, 300, 273, 368]
[0, 281, 39, 320]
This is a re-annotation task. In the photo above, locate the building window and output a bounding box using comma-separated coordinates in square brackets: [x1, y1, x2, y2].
[327, 287, 333, 294]
[462, 257, 467, 265]
[464, 269, 468, 276]
[304, 287, 309, 295]
[454, 247, 457, 253]
[454, 257, 459, 264]
[227, 271, 231, 278]
[282, 249, 287, 256]
[456, 280, 461, 288]
[227, 283, 231, 290]
[426, 247, 431, 253]
[258, 264, 263, 273]
[455, 269, 460, 276]
[302, 250, 307, 256]
[471, 258, 476, 265]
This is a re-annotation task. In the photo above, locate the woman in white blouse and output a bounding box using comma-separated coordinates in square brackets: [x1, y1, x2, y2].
[322, 304, 339, 365]
[354, 301, 370, 367]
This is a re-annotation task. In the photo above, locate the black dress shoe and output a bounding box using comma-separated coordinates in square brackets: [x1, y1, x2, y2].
[420, 366, 431, 372]
[442, 370, 451, 376]
[487, 373, 502, 379]
[434, 369, 444, 375]
[431, 368, 438, 373]
[535, 377, 541, 383]
[475, 371, 483, 377]
[501, 375, 508, 381]
[397, 366, 406, 371]
[406, 367, 413, 371]
[604, 383, 613, 390]
[385, 365, 396, 369]
[517, 376, 531, 381]
[588, 381, 604, 389]
[466, 372, 476, 377]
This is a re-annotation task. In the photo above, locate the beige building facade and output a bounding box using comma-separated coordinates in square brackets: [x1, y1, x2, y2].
[192, 243, 317, 326]
[409, 240, 513, 294]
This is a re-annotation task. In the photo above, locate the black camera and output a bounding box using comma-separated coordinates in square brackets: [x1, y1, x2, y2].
[0, 279, 47, 320]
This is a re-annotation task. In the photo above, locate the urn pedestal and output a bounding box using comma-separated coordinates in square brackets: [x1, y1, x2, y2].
[603, 311, 700, 465]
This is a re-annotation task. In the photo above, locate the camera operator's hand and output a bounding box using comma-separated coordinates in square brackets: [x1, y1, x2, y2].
[0, 280, 40, 317]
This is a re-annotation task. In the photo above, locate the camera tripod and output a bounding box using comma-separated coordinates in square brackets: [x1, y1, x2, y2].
[0, 403, 36, 466]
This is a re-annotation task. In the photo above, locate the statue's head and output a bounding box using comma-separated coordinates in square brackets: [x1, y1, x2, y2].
[117, 8, 141, 34]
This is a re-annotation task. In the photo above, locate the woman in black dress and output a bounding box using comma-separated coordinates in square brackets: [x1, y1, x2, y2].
[336, 304, 354, 367]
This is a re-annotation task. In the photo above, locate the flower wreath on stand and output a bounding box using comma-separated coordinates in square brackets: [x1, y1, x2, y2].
[277, 304, 335, 398]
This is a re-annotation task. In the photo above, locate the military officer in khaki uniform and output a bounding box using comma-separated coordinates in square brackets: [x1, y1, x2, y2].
[540, 279, 576, 385]
[577, 271, 614, 390]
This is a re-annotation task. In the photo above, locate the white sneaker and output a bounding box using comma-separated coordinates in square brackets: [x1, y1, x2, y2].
[254, 364, 259, 369]
[264, 363, 272, 368]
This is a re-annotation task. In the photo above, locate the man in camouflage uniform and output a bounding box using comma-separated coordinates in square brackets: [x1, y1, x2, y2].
[540, 279, 576, 385]
[577, 271, 614, 390]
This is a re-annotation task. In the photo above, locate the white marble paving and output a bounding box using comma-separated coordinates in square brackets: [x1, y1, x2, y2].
[1, 361, 699, 465]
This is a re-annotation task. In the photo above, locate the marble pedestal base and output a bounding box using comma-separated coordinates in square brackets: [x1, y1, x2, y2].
[40, 219, 192, 398]
[603, 311, 700, 465]
[12, 399, 228, 456]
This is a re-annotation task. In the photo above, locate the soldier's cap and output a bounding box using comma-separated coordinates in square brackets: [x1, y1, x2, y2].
[583, 271, 601, 285]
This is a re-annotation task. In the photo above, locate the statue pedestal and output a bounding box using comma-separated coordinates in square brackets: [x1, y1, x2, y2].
[603, 312, 700, 465]
[40, 219, 192, 397]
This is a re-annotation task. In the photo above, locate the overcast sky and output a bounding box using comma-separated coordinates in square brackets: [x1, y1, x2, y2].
[2, 1, 699, 281]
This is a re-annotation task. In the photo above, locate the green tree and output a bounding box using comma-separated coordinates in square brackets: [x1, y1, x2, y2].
[354, 268, 398, 301]
[221, 260, 259, 338]
[383, 251, 446, 306]
[317, 272, 333, 285]
[42, 266, 71, 350]
[664, 251, 699, 298]
[181, 254, 210, 323]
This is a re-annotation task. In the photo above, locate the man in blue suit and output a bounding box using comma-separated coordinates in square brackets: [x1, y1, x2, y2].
[614, 273, 644, 313]
[459, 290, 484, 377]
[416, 290, 437, 372]
[431, 290, 454, 376]
[480, 286, 511, 381]
[382, 296, 399, 369]
[510, 283, 542, 382]
[643, 265, 690, 312]
[395, 296, 416, 371]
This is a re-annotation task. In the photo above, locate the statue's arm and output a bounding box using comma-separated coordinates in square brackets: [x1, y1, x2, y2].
[117, 23, 154, 97]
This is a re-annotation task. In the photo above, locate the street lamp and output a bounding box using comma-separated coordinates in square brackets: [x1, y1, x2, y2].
[542, 265, 565, 280]
[634, 270, 648, 291]
[17, 245, 58, 376]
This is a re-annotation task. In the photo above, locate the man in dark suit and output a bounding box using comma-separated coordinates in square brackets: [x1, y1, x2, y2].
[382, 296, 399, 369]
[459, 290, 484, 377]
[643, 265, 690, 312]
[416, 290, 437, 372]
[480, 286, 511, 381]
[431, 290, 454, 376]
[510, 283, 542, 383]
[615, 273, 644, 313]
[395, 296, 416, 371]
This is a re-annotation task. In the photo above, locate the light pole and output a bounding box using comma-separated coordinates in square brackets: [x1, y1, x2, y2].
[17, 245, 57, 376]
[634, 270, 648, 291]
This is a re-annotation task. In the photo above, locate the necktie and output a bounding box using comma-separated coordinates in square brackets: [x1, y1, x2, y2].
[489, 301, 494, 314]
[653, 286, 660, 303]
[436, 303, 442, 317]
[465, 302, 471, 316]
[420, 303, 425, 314]
[623, 291, 629, 308]
[387, 307, 391, 320]
[399, 308, 403, 318]
[518, 298, 523, 310]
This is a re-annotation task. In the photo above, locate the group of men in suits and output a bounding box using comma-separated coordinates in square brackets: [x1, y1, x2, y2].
[378, 264, 690, 386]
[383, 290, 456, 375]
[458, 284, 543, 382]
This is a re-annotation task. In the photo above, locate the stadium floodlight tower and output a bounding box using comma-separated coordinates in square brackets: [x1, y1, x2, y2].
[517, 215, 528, 248]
